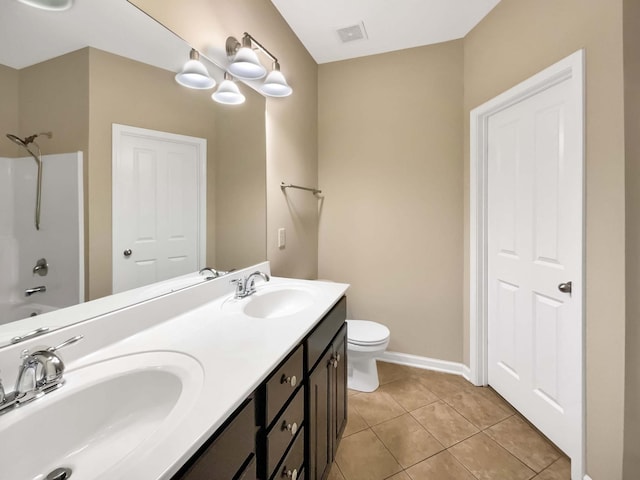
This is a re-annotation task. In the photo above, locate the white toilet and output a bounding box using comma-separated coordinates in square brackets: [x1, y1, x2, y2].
[346, 319, 390, 392]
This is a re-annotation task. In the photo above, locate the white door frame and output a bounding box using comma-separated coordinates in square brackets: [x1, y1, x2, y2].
[469, 50, 585, 479]
[111, 124, 207, 291]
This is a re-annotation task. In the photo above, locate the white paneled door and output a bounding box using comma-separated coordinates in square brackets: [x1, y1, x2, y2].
[112, 125, 206, 293]
[487, 73, 582, 462]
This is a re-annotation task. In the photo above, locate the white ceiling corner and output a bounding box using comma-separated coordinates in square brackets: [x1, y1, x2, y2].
[270, 0, 501, 64]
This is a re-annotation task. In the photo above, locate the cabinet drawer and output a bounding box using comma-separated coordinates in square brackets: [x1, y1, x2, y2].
[266, 345, 303, 426]
[175, 398, 255, 480]
[306, 296, 346, 371]
[238, 456, 256, 480]
[267, 388, 304, 478]
[272, 427, 305, 480]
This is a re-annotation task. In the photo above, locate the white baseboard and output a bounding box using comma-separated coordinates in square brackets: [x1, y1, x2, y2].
[378, 351, 467, 377]
[461, 364, 472, 382]
[583, 476, 592, 480]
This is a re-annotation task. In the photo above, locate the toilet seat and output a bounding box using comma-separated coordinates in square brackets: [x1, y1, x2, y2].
[347, 320, 390, 346]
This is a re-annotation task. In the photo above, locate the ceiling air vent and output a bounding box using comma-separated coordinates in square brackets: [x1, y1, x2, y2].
[336, 22, 368, 43]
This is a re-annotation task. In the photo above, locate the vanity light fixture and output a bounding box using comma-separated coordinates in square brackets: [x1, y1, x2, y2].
[16, 0, 73, 10]
[261, 62, 292, 97]
[211, 73, 245, 105]
[175, 49, 216, 90]
[226, 32, 293, 97]
[226, 34, 267, 80]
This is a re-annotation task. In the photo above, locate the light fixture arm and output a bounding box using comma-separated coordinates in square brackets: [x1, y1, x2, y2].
[225, 31, 291, 97]
[226, 32, 278, 65]
[243, 32, 278, 64]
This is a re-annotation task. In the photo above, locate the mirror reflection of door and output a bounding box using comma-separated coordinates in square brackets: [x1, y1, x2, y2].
[112, 124, 206, 293]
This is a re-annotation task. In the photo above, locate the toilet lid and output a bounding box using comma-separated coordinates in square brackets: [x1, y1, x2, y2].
[347, 320, 390, 346]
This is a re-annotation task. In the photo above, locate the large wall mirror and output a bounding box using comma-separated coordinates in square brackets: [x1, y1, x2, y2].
[0, 0, 267, 347]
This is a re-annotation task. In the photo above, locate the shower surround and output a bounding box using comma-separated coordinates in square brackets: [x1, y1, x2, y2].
[0, 152, 83, 326]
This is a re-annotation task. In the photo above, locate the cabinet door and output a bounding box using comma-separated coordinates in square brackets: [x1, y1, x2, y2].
[308, 348, 333, 480]
[174, 398, 255, 480]
[332, 325, 348, 457]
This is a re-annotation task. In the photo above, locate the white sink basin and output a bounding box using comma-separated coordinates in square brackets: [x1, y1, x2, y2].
[0, 351, 203, 480]
[244, 288, 315, 319]
[222, 284, 317, 319]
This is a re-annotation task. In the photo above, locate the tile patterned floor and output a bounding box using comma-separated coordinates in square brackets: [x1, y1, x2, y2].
[330, 361, 570, 480]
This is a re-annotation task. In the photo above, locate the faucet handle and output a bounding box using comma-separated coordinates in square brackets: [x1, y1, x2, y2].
[32, 336, 83, 387]
[48, 335, 83, 353]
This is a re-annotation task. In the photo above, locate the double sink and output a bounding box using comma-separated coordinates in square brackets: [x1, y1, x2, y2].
[0, 277, 326, 480]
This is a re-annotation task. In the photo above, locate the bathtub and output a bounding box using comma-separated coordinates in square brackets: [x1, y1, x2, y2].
[0, 302, 58, 327]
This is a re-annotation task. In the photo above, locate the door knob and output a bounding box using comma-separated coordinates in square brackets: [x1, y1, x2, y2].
[558, 281, 572, 294]
[123, 249, 132, 257]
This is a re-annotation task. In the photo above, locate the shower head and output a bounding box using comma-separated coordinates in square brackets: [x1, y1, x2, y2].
[6, 133, 28, 147]
[4, 132, 51, 232]
[5, 132, 52, 147]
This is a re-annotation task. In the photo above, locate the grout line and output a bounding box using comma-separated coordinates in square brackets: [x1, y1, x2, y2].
[350, 363, 557, 480]
[452, 431, 537, 478]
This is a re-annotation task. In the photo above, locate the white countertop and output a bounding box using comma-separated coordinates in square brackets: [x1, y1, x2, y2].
[2, 268, 349, 480]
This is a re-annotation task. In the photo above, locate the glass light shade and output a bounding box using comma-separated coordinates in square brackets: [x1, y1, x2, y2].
[260, 70, 292, 97]
[175, 59, 216, 90]
[212, 80, 245, 105]
[228, 47, 266, 80]
[16, 0, 73, 10]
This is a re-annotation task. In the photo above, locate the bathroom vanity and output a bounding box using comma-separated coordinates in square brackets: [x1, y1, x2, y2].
[0, 263, 348, 480]
[173, 296, 347, 480]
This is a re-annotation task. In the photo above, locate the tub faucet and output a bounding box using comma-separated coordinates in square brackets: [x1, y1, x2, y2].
[232, 271, 270, 298]
[24, 285, 46, 297]
[32, 258, 48, 276]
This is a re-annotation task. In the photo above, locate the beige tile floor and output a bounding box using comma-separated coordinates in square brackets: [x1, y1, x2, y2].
[329, 361, 570, 480]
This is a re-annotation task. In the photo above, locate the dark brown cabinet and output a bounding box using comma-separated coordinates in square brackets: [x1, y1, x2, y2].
[173, 397, 257, 480]
[172, 296, 347, 480]
[306, 298, 347, 480]
[258, 344, 305, 480]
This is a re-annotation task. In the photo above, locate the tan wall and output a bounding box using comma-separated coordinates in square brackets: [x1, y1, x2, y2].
[129, 0, 319, 279]
[0, 64, 19, 157]
[623, 0, 640, 477]
[3, 46, 266, 302]
[87, 48, 220, 299]
[464, 1, 626, 477]
[19, 49, 90, 157]
[214, 89, 266, 271]
[19, 49, 91, 294]
[318, 41, 464, 361]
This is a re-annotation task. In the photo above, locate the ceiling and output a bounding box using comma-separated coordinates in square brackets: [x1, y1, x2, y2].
[2, 0, 501, 74]
[270, 0, 501, 64]
[0, 0, 197, 72]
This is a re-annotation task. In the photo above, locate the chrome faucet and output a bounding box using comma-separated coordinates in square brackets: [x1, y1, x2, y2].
[199, 267, 235, 280]
[0, 335, 83, 415]
[232, 271, 270, 298]
[24, 285, 46, 297]
[32, 258, 48, 276]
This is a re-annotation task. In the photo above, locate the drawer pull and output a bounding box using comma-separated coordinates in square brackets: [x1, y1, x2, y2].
[282, 420, 298, 436]
[281, 374, 297, 388]
[330, 353, 341, 369]
[282, 467, 298, 480]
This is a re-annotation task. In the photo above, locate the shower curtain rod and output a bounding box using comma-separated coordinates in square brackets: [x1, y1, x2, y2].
[280, 182, 322, 195]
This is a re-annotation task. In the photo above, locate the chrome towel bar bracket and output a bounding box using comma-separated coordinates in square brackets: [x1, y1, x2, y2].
[280, 182, 322, 195]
